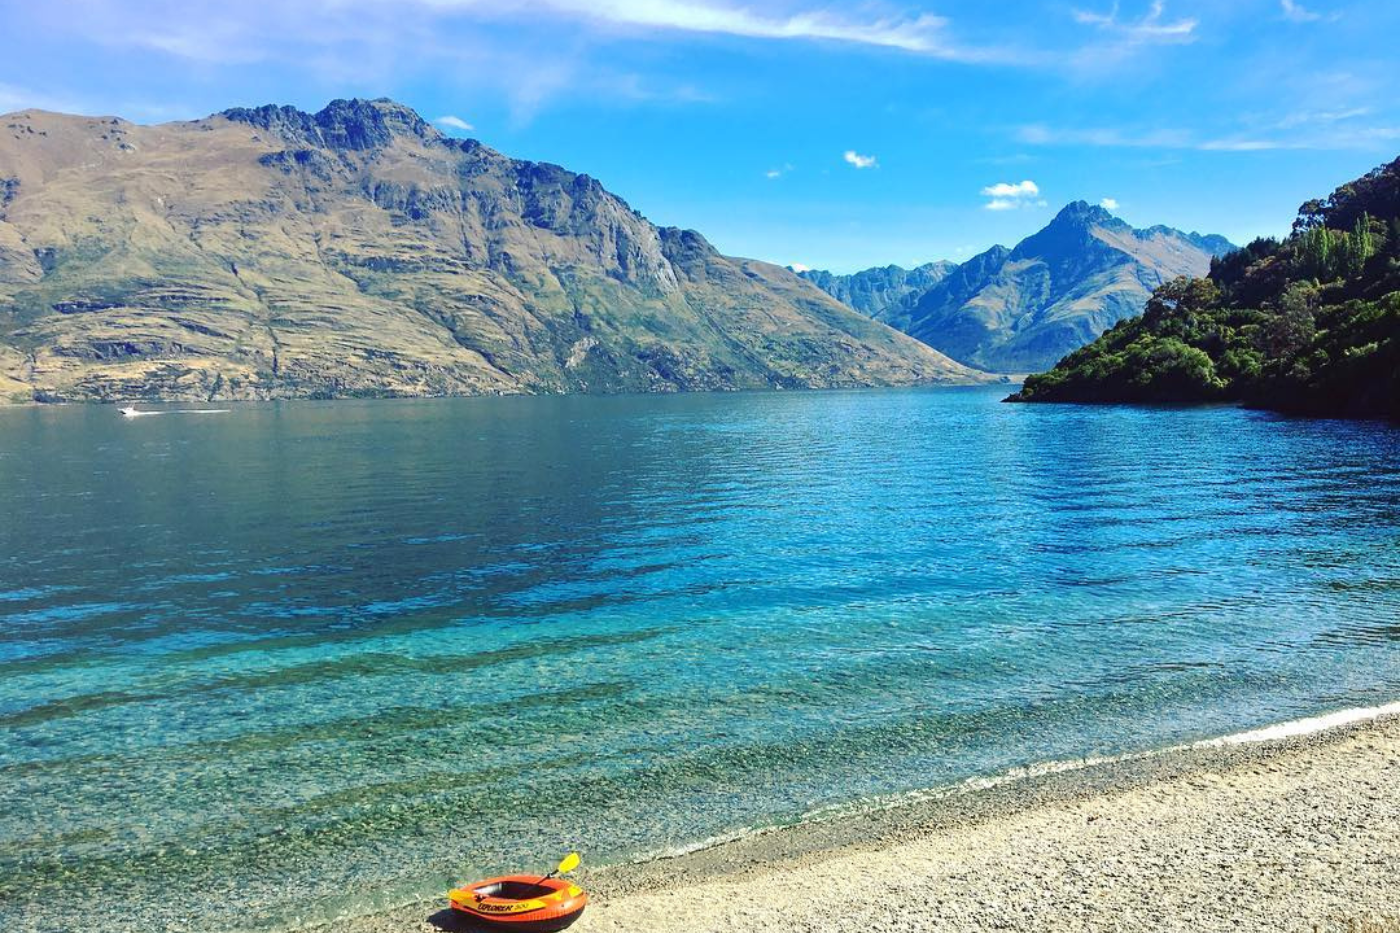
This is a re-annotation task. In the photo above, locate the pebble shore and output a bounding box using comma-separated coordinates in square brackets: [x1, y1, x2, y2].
[335, 712, 1400, 933]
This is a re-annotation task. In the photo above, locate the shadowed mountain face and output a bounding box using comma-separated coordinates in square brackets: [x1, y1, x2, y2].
[0, 98, 982, 402]
[900, 203, 1235, 373]
[796, 261, 956, 322]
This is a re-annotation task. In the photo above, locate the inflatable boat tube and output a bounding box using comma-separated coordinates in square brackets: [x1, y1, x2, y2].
[448, 875, 587, 932]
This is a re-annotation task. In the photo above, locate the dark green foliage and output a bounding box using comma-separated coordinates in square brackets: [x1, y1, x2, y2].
[1011, 156, 1400, 420]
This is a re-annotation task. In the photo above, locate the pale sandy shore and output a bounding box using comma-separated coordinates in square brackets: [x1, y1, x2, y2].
[337, 712, 1400, 933]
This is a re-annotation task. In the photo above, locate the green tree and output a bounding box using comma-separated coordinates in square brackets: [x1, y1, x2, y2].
[1142, 276, 1220, 333]
[1352, 212, 1375, 274]
[1261, 282, 1317, 359]
[1297, 226, 1336, 280]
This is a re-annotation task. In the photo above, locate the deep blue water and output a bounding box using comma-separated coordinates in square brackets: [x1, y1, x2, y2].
[2, 387, 1399, 931]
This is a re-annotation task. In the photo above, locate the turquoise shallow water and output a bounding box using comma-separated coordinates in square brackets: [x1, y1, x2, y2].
[2, 387, 1399, 931]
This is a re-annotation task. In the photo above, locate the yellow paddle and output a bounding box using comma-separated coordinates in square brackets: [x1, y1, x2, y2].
[537, 852, 581, 887]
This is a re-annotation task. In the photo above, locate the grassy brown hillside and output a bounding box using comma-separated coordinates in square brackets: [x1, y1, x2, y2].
[0, 99, 984, 403]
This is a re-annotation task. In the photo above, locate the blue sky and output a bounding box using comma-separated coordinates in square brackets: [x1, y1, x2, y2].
[3, 0, 1398, 272]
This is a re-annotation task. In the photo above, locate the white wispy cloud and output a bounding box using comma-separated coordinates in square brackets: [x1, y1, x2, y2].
[1100, 197, 1120, 209]
[1194, 130, 1400, 150]
[1274, 107, 1369, 129]
[1017, 124, 1193, 148]
[766, 162, 794, 179]
[1022, 122, 1247, 150]
[109, 0, 1027, 67]
[434, 115, 474, 131]
[557, 1, 945, 52]
[1071, 1, 1197, 44]
[1019, 119, 1400, 153]
[1280, 0, 1339, 23]
[843, 150, 877, 169]
[1196, 139, 1288, 151]
[981, 179, 1043, 210]
[411, 0, 1012, 60]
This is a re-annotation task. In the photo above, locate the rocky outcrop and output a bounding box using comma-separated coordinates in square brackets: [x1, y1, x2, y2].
[222, 98, 439, 151]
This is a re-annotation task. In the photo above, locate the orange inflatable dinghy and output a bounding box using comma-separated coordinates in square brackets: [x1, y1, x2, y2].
[449, 853, 587, 932]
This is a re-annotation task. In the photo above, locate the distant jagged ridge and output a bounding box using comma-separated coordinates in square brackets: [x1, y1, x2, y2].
[1010, 156, 1400, 420]
[796, 261, 956, 321]
[796, 205, 1233, 374]
[1143, 226, 1236, 258]
[0, 98, 984, 403]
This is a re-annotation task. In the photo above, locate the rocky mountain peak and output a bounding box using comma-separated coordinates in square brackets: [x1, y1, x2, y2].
[1044, 204, 1234, 258]
[316, 98, 438, 148]
[220, 97, 440, 150]
[1010, 201, 1130, 265]
[1048, 200, 1122, 230]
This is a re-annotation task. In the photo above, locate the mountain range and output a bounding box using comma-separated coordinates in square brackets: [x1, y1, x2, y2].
[800, 205, 1234, 373]
[0, 99, 983, 403]
[794, 261, 956, 323]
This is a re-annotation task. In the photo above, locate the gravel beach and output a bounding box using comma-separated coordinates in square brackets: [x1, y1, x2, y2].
[334, 710, 1400, 933]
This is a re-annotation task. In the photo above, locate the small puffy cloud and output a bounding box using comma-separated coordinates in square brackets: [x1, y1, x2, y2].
[1101, 197, 1120, 209]
[981, 179, 1043, 210]
[981, 180, 1040, 198]
[788, 263, 812, 273]
[766, 163, 794, 179]
[434, 115, 474, 132]
[843, 150, 877, 169]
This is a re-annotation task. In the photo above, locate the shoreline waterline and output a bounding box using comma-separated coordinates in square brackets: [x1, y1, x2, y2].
[328, 700, 1400, 933]
[616, 697, 1400, 869]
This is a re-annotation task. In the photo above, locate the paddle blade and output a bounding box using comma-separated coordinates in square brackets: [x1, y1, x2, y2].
[557, 852, 580, 875]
